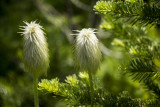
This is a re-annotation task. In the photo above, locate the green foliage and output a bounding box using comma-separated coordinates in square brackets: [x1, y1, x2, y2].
[94, 0, 160, 105]
[122, 47, 160, 80]
[120, 45, 160, 99]
[94, 1, 160, 26]
[38, 0, 160, 106]
[1, 0, 160, 106]
[38, 72, 160, 106]
[144, 78, 160, 99]
[39, 72, 100, 106]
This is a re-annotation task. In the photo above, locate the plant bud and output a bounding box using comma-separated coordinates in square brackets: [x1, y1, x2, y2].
[73, 28, 101, 73]
[20, 21, 49, 75]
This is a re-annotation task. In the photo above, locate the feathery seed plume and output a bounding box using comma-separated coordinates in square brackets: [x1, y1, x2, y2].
[20, 21, 49, 76]
[74, 28, 101, 73]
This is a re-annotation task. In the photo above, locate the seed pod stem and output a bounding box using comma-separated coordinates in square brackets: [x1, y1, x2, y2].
[34, 73, 39, 107]
[88, 70, 94, 107]
[20, 21, 49, 107]
[73, 28, 102, 106]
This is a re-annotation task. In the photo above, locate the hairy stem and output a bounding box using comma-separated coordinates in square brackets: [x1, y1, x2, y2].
[34, 73, 39, 107]
[88, 70, 94, 107]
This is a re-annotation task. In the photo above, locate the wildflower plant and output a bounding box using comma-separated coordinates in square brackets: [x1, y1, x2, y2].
[33, 0, 160, 106]
[20, 21, 49, 107]
[73, 28, 102, 106]
[38, 72, 160, 106]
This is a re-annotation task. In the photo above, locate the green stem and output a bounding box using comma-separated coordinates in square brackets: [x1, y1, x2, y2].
[88, 70, 94, 107]
[34, 73, 39, 107]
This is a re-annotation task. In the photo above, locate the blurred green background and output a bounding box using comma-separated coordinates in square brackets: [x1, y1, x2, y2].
[0, 0, 151, 106]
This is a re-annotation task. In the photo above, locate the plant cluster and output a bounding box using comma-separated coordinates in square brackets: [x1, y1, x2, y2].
[20, 0, 160, 106]
[39, 72, 160, 106]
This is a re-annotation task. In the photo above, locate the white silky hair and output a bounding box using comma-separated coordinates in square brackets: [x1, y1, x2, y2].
[74, 28, 101, 73]
[20, 21, 49, 75]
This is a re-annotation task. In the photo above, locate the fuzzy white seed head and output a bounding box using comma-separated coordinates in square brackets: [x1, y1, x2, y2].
[73, 28, 101, 73]
[20, 21, 49, 76]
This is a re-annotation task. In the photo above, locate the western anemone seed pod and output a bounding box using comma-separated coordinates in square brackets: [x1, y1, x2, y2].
[20, 21, 49, 76]
[73, 28, 101, 106]
[20, 21, 49, 107]
[74, 28, 101, 73]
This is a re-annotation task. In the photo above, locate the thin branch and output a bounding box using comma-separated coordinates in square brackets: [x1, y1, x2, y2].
[70, 0, 91, 12]
[36, 0, 74, 43]
[100, 42, 122, 58]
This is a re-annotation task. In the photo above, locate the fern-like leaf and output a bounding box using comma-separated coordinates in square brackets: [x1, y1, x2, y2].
[94, 1, 160, 26]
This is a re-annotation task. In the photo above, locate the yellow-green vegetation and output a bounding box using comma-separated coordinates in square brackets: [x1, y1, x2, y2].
[1, 0, 160, 106]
